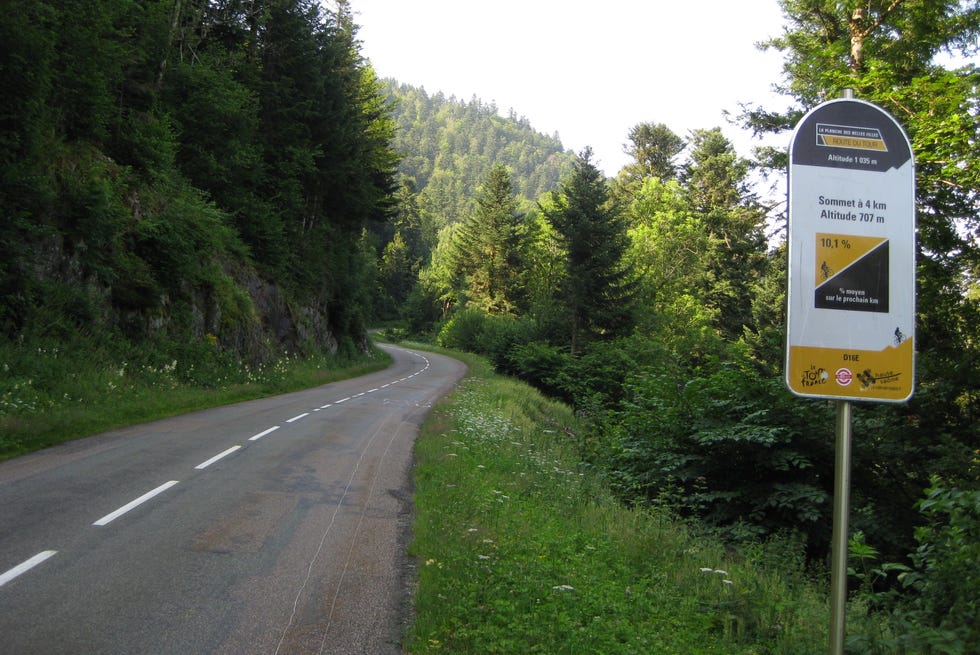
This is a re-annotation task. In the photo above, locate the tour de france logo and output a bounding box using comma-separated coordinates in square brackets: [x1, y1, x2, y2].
[800, 365, 829, 388]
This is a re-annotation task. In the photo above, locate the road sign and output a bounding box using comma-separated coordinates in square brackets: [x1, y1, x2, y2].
[786, 98, 915, 402]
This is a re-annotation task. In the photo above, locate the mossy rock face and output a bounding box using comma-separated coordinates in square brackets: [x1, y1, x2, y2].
[15, 234, 350, 367]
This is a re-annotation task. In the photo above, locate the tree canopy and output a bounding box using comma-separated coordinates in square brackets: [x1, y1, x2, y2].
[0, 0, 399, 355]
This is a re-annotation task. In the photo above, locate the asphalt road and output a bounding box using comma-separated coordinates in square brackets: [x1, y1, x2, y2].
[0, 344, 466, 654]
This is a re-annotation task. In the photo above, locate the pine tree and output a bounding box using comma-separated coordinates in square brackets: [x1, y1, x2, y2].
[681, 128, 767, 340]
[620, 122, 685, 182]
[544, 148, 634, 354]
[452, 165, 526, 314]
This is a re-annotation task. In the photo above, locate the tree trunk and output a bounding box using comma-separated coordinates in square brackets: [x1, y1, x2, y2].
[157, 0, 182, 89]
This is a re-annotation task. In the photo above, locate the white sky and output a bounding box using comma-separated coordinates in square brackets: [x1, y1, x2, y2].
[351, 0, 793, 176]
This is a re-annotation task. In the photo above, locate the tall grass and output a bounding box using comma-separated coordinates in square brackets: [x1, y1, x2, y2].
[0, 334, 390, 460]
[408, 349, 833, 654]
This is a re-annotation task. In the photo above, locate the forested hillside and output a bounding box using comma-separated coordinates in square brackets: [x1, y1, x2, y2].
[1, 0, 396, 360]
[370, 82, 576, 318]
[385, 81, 576, 220]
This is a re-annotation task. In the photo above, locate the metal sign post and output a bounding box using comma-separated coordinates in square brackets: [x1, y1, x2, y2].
[786, 90, 915, 655]
[829, 399, 853, 655]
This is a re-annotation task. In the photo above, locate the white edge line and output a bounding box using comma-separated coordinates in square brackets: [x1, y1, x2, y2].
[249, 426, 280, 441]
[0, 550, 58, 588]
[93, 481, 179, 526]
[195, 445, 242, 470]
[286, 412, 309, 423]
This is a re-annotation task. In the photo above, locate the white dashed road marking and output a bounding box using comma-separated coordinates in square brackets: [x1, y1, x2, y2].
[195, 445, 242, 470]
[93, 481, 179, 526]
[0, 551, 58, 588]
[249, 426, 280, 441]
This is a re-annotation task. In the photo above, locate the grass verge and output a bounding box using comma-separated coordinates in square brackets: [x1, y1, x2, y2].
[407, 347, 832, 654]
[0, 336, 390, 460]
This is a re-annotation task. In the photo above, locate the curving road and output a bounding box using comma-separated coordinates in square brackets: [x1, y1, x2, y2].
[0, 344, 466, 654]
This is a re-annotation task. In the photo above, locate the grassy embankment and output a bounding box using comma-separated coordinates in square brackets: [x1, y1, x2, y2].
[0, 336, 391, 461]
[407, 344, 837, 654]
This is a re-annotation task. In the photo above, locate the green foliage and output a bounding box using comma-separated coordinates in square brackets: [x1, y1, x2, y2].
[503, 342, 571, 401]
[623, 176, 722, 356]
[607, 359, 833, 543]
[377, 231, 414, 315]
[892, 482, 980, 653]
[436, 307, 487, 353]
[846, 481, 980, 655]
[681, 128, 767, 340]
[617, 121, 685, 187]
[374, 83, 578, 327]
[469, 314, 540, 372]
[1, 0, 399, 364]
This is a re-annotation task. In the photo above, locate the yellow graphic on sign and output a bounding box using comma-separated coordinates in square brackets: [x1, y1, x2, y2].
[787, 339, 913, 401]
[815, 233, 888, 283]
[815, 123, 888, 152]
[818, 135, 888, 150]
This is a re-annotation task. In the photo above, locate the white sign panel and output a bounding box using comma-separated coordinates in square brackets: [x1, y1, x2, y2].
[786, 98, 915, 402]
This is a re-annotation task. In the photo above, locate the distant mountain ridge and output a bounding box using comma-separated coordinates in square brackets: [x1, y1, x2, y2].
[383, 80, 577, 225]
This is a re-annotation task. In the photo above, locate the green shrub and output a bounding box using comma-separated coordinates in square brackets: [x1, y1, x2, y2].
[607, 361, 834, 543]
[436, 307, 486, 353]
[474, 315, 538, 370]
[504, 341, 571, 402]
[893, 481, 980, 653]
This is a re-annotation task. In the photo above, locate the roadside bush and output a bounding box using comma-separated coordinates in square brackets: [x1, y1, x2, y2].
[436, 307, 486, 353]
[892, 481, 980, 653]
[403, 283, 445, 337]
[436, 308, 543, 377]
[547, 334, 673, 409]
[504, 341, 571, 402]
[606, 359, 834, 545]
[474, 315, 539, 371]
